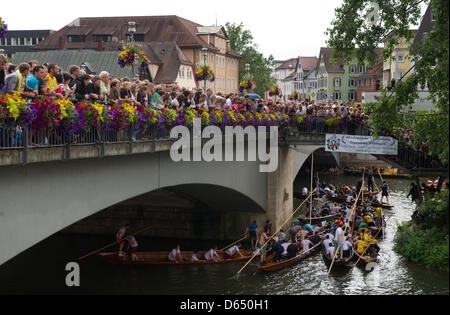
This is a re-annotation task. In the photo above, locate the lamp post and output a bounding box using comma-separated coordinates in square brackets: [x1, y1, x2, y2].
[127, 21, 137, 79]
[201, 47, 208, 94]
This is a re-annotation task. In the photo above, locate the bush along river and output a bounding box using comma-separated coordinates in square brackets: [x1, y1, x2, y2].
[0, 175, 448, 295]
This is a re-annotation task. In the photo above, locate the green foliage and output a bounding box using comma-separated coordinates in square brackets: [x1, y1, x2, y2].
[394, 222, 449, 270]
[394, 188, 449, 270]
[327, 0, 449, 163]
[225, 22, 276, 96]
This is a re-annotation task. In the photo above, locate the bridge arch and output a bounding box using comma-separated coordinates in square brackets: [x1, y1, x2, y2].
[0, 151, 267, 265]
[291, 145, 340, 180]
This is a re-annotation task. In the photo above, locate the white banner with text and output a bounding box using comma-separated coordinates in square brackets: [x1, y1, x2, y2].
[325, 134, 398, 155]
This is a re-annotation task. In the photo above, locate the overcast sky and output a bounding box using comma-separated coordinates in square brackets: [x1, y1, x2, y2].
[5, 0, 426, 61]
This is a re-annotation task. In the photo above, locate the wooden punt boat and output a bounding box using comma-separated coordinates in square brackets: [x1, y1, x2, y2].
[293, 192, 322, 200]
[326, 195, 363, 205]
[97, 250, 257, 265]
[370, 201, 394, 210]
[352, 251, 378, 268]
[257, 241, 322, 272]
[298, 214, 339, 225]
[322, 245, 354, 267]
[344, 168, 410, 179]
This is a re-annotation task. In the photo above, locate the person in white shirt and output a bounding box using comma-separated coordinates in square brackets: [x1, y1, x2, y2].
[168, 245, 182, 263]
[189, 251, 200, 262]
[127, 236, 139, 262]
[346, 195, 354, 203]
[331, 204, 339, 215]
[225, 244, 243, 259]
[116, 224, 129, 257]
[301, 238, 314, 253]
[325, 232, 335, 243]
[204, 246, 221, 262]
[342, 237, 353, 258]
[302, 187, 308, 196]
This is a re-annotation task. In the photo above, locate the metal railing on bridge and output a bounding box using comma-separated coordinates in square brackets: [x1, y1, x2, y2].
[1, 116, 447, 173]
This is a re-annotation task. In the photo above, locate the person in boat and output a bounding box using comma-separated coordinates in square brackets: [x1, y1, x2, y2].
[356, 177, 363, 193]
[264, 220, 273, 236]
[343, 185, 352, 195]
[354, 231, 367, 256]
[126, 235, 139, 262]
[265, 236, 278, 258]
[364, 213, 376, 228]
[257, 228, 271, 266]
[380, 181, 390, 204]
[334, 221, 345, 258]
[245, 220, 259, 250]
[323, 234, 335, 259]
[189, 250, 200, 262]
[224, 243, 244, 260]
[116, 223, 130, 257]
[311, 231, 323, 246]
[168, 245, 182, 263]
[304, 224, 314, 235]
[331, 203, 339, 215]
[375, 208, 383, 228]
[346, 194, 355, 204]
[301, 237, 314, 253]
[204, 246, 221, 262]
[295, 227, 309, 242]
[277, 229, 287, 242]
[321, 206, 330, 216]
[342, 235, 353, 258]
[272, 237, 286, 263]
[287, 242, 299, 259]
[302, 186, 309, 197]
[367, 169, 375, 192]
[365, 231, 380, 258]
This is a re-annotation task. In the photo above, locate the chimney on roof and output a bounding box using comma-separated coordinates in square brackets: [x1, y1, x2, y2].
[97, 40, 105, 52]
[58, 36, 65, 50]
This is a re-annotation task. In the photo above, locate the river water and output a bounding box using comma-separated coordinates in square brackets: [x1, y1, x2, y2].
[0, 175, 448, 295]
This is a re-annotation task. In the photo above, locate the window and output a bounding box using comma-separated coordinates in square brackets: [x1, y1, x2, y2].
[349, 65, 355, 73]
[349, 79, 356, 87]
[67, 35, 86, 43]
[334, 92, 341, 100]
[126, 34, 145, 42]
[396, 71, 403, 80]
[334, 78, 341, 87]
[396, 55, 404, 62]
[93, 35, 112, 42]
[348, 91, 356, 100]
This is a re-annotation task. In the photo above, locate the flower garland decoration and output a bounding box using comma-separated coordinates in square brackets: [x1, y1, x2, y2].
[118, 44, 150, 70]
[289, 91, 300, 101]
[194, 65, 216, 82]
[0, 17, 7, 39]
[239, 80, 253, 93]
[268, 87, 282, 97]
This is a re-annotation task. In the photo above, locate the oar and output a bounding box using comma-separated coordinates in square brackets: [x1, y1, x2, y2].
[220, 236, 248, 252]
[237, 192, 314, 275]
[326, 181, 364, 278]
[78, 225, 153, 260]
[345, 215, 393, 278]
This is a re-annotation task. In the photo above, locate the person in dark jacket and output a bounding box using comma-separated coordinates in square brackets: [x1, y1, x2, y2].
[74, 74, 91, 101]
[86, 76, 102, 101]
[407, 183, 423, 206]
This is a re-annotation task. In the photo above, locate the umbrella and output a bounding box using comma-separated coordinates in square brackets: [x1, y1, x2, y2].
[245, 93, 262, 100]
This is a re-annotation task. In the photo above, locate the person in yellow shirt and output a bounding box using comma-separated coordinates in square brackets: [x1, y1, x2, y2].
[354, 231, 367, 254]
[44, 63, 63, 99]
[375, 207, 383, 227]
[364, 213, 376, 228]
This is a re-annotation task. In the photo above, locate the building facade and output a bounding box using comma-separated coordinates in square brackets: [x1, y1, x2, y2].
[293, 57, 319, 102]
[0, 30, 52, 59]
[33, 16, 240, 94]
[317, 47, 382, 103]
[382, 31, 417, 89]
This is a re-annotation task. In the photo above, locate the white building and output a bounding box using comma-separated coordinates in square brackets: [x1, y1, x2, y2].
[294, 57, 319, 102]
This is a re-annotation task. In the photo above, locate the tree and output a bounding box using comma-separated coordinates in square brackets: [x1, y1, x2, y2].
[326, 0, 449, 163]
[225, 22, 276, 96]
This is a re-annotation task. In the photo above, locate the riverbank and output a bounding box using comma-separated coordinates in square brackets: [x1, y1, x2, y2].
[394, 189, 449, 271]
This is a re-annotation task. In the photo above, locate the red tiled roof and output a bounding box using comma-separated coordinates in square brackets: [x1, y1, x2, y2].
[275, 58, 298, 71]
[34, 15, 240, 57]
